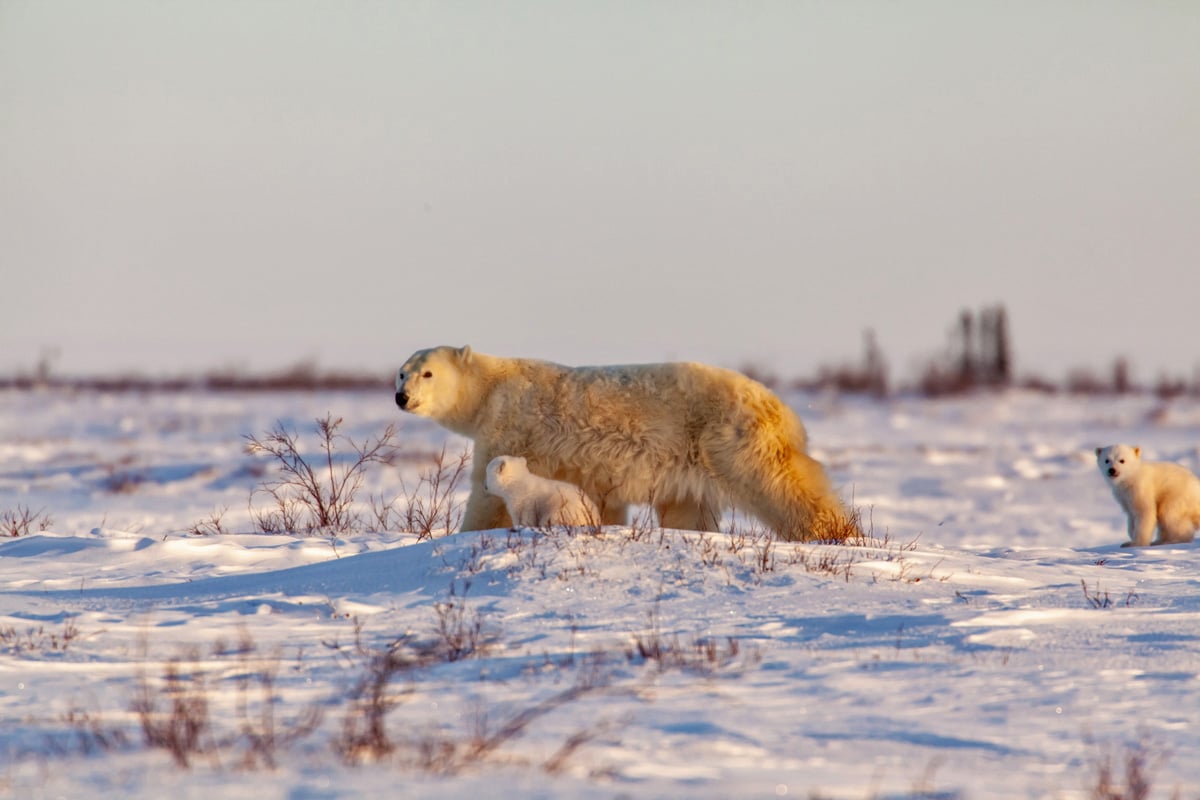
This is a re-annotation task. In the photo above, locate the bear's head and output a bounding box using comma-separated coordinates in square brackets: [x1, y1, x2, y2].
[395, 345, 472, 420]
[1095, 444, 1141, 484]
[485, 455, 528, 494]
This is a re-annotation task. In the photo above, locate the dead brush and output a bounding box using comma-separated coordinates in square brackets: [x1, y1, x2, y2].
[231, 644, 324, 770]
[625, 605, 760, 676]
[101, 457, 145, 494]
[333, 646, 420, 764]
[722, 519, 779, 581]
[795, 546, 859, 582]
[1087, 733, 1173, 800]
[132, 635, 324, 770]
[57, 709, 131, 756]
[1082, 580, 1138, 610]
[371, 444, 470, 539]
[244, 414, 397, 534]
[132, 650, 217, 768]
[1, 504, 54, 537]
[626, 630, 756, 676]
[334, 626, 515, 767]
[401, 664, 614, 776]
[625, 500, 661, 543]
[0, 617, 79, 655]
[186, 506, 230, 536]
[431, 580, 497, 662]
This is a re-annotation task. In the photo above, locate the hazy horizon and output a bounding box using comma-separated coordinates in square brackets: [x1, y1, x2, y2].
[3, 2, 1198, 384]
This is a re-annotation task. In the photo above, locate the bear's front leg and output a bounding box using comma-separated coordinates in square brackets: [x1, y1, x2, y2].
[1124, 502, 1158, 547]
[461, 481, 511, 532]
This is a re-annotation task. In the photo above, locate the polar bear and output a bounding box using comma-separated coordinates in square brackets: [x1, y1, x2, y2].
[1095, 444, 1200, 547]
[485, 455, 601, 528]
[395, 345, 857, 542]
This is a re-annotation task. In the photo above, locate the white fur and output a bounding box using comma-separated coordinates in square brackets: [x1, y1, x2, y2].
[485, 455, 600, 528]
[395, 345, 857, 541]
[1096, 444, 1200, 547]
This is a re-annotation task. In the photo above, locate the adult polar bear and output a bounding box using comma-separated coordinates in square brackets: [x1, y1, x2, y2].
[395, 345, 858, 542]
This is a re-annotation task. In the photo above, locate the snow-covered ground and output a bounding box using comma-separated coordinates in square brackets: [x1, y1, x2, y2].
[2, 387, 1199, 799]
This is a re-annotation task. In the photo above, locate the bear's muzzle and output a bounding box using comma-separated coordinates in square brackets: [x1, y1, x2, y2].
[396, 391, 409, 409]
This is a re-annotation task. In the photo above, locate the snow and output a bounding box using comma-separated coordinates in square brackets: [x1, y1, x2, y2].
[2, 387, 1199, 798]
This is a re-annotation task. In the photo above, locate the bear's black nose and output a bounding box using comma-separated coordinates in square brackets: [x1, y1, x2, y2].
[1108, 468, 1118, 478]
[396, 391, 408, 409]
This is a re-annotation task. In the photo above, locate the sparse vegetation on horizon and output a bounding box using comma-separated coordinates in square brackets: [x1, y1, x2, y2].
[9, 304, 1200, 399]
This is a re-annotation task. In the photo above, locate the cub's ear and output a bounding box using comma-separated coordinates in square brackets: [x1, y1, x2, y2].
[1095, 447, 1102, 457]
[495, 459, 505, 474]
[457, 345, 472, 363]
[1134, 446, 1141, 458]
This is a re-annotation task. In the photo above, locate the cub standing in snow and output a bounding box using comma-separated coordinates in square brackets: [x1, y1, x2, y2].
[485, 455, 600, 528]
[1095, 444, 1200, 547]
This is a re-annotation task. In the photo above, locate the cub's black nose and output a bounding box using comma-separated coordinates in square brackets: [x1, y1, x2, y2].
[1108, 468, 1118, 478]
[396, 391, 408, 409]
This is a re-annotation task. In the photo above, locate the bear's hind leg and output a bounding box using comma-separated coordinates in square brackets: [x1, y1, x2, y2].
[655, 499, 722, 532]
[1153, 506, 1199, 544]
[727, 451, 858, 543]
[597, 500, 628, 526]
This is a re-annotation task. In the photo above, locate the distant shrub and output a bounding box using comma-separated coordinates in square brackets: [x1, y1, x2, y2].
[795, 329, 889, 398]
[916, 305, 1012, 396]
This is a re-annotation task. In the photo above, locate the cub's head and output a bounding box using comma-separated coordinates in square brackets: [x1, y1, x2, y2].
[485, 455, 528, 495]
[1095, 444, 1141, 484]
[395, 345, 472, 420]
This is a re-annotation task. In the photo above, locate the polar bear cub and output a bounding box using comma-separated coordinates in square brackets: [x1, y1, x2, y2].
[1095, 444, 1200, 547]
[485, 455, 601, 528]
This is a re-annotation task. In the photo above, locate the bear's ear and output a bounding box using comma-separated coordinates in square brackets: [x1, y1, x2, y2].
[1134, 446, 1141, 458]
[495, 459, 506, 474]
[1095, 447, 1102, 457]
[457, 345, 472, 363]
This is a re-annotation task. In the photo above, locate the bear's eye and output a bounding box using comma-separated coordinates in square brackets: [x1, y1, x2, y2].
[422, 371, 433, 379]
[398, 372, 405, 380]
[1118, 459, 1125, 464]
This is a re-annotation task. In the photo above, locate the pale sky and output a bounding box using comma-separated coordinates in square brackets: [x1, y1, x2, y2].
[2, 1, 1198, 385]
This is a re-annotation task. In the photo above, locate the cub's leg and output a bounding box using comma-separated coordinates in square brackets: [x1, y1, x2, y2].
[1121, 499, 1158, 547]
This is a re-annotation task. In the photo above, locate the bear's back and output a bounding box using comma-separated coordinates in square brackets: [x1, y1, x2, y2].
[1145, 460, 1200, 498]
